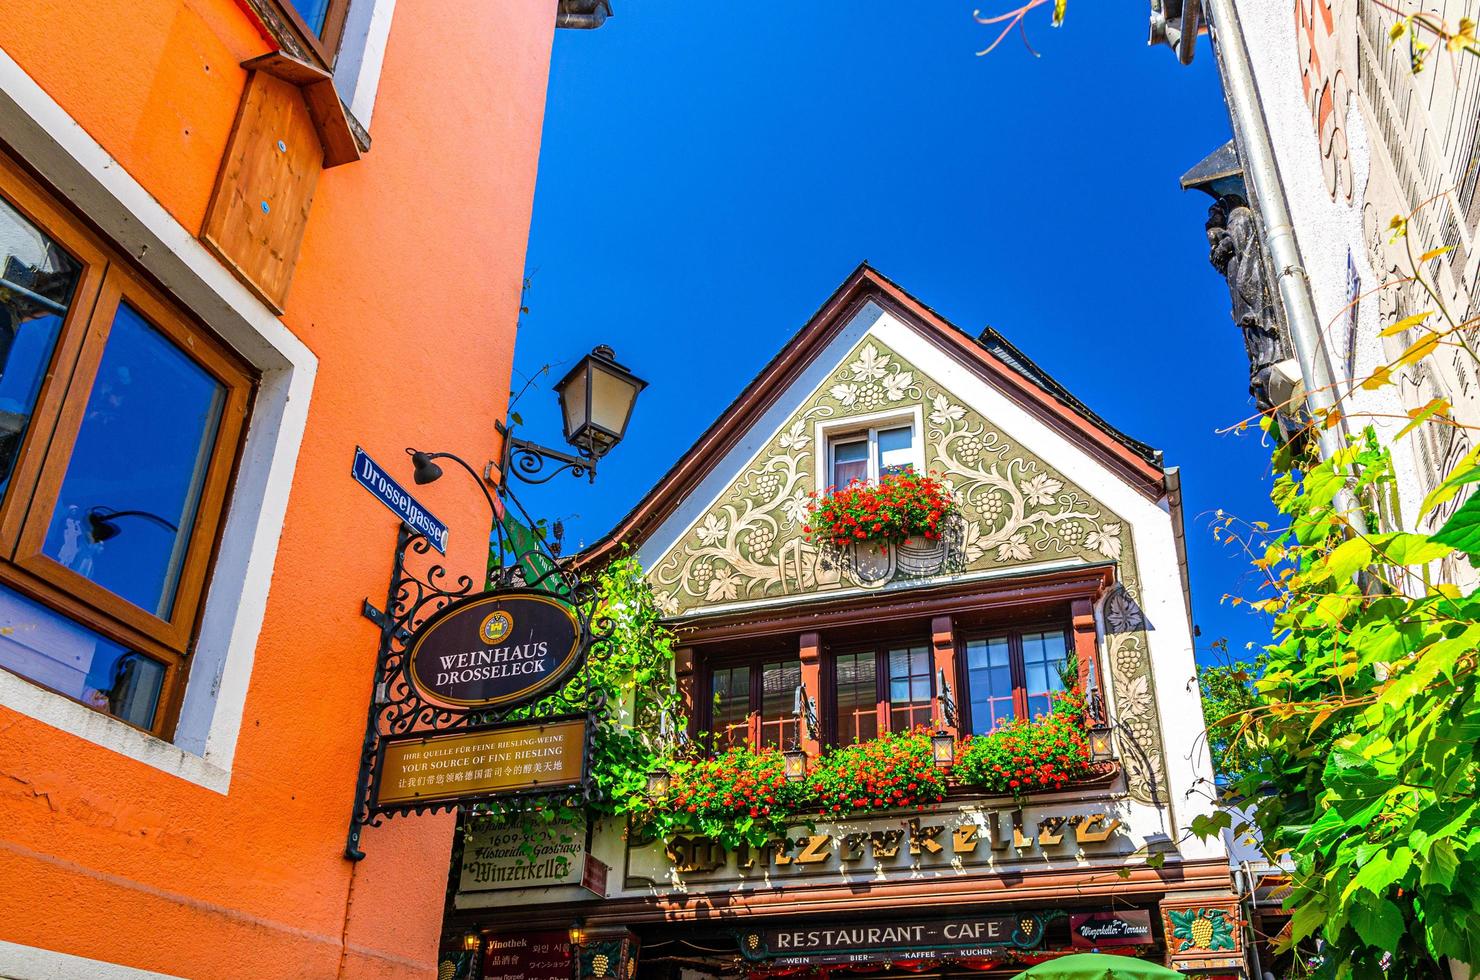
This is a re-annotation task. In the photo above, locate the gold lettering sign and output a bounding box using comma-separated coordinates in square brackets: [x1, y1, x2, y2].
[375, 718, 585, 808]
[652, 808, 1129, 884]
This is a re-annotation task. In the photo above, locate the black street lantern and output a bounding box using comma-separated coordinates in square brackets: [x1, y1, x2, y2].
[1089, 724, 1115, 763]
[555, 346, 647, 462]
[644, 767, 671, 800]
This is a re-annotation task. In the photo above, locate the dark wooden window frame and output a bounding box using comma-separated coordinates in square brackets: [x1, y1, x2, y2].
[956, 618, 1074, 734]
[0, 147, 256, 739]
[699, 649, 802, 752]
[245, 0, 353, 71]
[825, 648, 880, 748]
[822, 637, 935, 746]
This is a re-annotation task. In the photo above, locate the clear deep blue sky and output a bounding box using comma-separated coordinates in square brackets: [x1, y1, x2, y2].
[508, 3, 1276, 666]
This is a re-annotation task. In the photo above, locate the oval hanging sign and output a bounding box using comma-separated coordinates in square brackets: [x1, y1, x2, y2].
[406, 590, 583, 709]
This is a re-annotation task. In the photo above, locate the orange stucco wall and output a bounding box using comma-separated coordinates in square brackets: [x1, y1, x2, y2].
[0, 1, 554, 976]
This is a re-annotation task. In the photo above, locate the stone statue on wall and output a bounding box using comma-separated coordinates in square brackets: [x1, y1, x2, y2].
[1206, 194, 1286, 414]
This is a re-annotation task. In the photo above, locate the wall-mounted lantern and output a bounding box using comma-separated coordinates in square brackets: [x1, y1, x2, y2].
[930, 730, 956, 767]
[644, 767, 671, 800]
[1089, 724, 1115, 763]
[555, 346, 647, 466]
[782, 743, 808, 782]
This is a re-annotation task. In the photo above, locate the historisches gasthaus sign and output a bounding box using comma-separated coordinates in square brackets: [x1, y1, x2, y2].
[407, 590, 582, 709]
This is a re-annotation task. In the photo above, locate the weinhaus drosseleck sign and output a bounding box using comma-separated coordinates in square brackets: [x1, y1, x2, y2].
[408, 590, 582, 708]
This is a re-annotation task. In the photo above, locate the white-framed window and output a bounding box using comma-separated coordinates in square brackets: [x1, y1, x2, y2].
[821, 410, 924, 490]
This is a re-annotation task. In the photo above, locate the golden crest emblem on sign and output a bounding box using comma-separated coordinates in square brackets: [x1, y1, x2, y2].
[479, 610, 514, 644]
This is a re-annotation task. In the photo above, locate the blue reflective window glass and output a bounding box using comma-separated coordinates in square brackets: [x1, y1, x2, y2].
[0, 583, 164, 728]
[42, 304, 225, 618]
[887, 645, 931, 731]
[288, 0, 331, 35]
[0, 196, 81, 495]
[966, 636, 1016, 734]
[1023, 629, 1068, 720]
[876, 426, 914, 476]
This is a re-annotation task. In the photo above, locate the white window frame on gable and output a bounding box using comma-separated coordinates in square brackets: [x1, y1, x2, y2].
[814, 405, 926, 492]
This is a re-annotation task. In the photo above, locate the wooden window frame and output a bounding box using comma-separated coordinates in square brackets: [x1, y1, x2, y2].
[957, 619, 1074, 734]
[700, 652, 802, 752]
[826, 648, 880, 748]
[822, 637, 935, 746]
[250, 0, 353, 70]
[0, 148, 255, 739]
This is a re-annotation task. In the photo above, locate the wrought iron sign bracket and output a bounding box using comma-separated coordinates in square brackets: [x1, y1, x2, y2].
[344, 466, 612, 862]
[361, 598, 410, 642]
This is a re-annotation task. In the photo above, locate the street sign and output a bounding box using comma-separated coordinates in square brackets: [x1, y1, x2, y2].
[352, 446, 449, 553]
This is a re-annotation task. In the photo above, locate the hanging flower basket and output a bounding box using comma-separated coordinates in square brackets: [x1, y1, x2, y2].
[804, 470, 957, 553]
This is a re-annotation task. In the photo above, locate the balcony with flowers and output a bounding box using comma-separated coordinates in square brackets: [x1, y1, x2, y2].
[631, 689, 1118, 849]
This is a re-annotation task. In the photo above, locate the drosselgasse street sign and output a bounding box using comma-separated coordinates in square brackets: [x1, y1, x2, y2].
[406, 590, 582, 709]
[352, 446, 449, 553]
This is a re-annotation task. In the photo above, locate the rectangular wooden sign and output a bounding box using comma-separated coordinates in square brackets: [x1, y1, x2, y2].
[459, 821, 586, 893]
[373, 717, 586, 809]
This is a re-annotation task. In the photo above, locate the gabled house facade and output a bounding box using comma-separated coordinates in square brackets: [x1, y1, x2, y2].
[449, 267, 1242, 978]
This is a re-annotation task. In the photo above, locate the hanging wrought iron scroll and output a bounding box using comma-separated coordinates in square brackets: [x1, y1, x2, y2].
[346, 468, 612, 861]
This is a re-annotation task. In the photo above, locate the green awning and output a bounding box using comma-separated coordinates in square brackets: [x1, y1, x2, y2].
[1011, 953, 1186, 980]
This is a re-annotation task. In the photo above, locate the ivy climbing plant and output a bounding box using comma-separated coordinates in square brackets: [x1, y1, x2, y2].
[1209, 431, 1480, 978]
[464, 553, 681, 854]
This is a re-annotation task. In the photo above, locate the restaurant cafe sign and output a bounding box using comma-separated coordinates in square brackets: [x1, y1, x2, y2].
[738, 913, 1056, 967]
[736, 910, 1156, 968]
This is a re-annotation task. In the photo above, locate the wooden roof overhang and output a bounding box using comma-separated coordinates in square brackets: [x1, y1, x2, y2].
[670, 562, 1118, 647]
[574, 265, 1167, 574]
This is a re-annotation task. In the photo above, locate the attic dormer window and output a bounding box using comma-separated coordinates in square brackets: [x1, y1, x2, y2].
[827, 424, 917, 489]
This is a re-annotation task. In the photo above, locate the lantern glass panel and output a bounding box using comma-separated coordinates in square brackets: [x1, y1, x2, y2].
[561, 361, 589, 444]
[588, 361, 640, 444]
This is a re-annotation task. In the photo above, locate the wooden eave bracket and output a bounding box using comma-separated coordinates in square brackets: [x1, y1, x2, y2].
[241, 51, 363, 167]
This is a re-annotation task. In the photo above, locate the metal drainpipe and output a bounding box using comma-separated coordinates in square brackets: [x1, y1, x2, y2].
[1203, 0, 1370, 533]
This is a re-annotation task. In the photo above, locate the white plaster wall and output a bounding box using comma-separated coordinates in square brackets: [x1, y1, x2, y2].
[1229, 0, 1457, 528]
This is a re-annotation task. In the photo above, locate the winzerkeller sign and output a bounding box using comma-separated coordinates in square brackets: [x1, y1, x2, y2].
[408, 590, 582, 709]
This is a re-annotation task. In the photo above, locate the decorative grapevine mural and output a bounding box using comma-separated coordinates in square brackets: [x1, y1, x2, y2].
[648, 337, 1167, 801]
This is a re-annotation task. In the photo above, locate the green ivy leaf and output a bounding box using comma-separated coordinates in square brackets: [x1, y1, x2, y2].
[1434, 491, 1480, 559]
[1371, 532, 1453, 567]
[1351, 894, 1405, 949]
[1421, 840, 1459, 891]
[1190, 811, 1233, 840]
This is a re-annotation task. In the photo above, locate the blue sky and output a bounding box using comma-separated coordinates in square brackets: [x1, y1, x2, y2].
[509, 2, 1276, 665]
